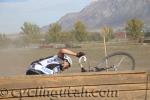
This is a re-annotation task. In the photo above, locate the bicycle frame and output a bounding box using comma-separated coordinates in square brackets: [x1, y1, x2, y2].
[78, 56, 114, 72]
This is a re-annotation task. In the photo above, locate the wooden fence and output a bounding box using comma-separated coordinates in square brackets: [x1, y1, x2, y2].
[0, 71, 149, 100]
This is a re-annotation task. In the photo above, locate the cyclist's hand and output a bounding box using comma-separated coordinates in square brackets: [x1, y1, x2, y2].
[76, 52, 85, 58]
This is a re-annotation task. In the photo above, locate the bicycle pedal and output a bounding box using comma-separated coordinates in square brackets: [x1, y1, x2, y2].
[81, 68, 87, 72]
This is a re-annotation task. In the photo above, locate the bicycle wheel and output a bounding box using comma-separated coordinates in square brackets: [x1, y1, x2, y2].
[95, 51, 135, 71]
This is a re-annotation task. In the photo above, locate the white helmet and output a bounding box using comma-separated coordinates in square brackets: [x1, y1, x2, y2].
[64, 55, 72, 66]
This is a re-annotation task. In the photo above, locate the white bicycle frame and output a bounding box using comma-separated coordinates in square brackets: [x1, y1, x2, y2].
[78, 56, 115, 72]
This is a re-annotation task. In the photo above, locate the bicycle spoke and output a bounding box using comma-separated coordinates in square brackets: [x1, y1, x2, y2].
[114, 56, 125, 70]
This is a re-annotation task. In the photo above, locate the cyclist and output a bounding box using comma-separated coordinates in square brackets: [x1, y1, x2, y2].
[26, 48, 85, 75]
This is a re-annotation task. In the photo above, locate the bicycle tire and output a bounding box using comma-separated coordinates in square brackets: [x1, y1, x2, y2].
[96, 51, 135, 71]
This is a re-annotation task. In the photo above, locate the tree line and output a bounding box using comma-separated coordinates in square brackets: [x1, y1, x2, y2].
[0, 18, 149, 47]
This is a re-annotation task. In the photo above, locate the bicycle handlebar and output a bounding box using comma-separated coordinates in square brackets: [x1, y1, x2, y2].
[79, 56, 87, 63]
[78, 56, 87, 68]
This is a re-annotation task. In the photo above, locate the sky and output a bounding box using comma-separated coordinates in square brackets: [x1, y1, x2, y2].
[0, 0, 94, 34]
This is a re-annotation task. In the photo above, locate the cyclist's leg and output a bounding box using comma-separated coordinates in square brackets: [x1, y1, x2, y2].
[26, 69, 45, 75]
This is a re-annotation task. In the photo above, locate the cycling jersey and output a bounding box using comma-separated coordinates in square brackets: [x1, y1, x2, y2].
[27, 55, 63, 75]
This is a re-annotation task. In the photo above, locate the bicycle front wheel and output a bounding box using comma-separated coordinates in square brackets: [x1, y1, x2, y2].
[96, 51, 135, 71]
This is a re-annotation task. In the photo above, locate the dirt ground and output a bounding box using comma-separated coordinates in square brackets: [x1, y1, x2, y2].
[0, 42, 150, 76]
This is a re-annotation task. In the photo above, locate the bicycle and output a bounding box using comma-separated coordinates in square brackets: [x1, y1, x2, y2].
[78, 51, 135, 72]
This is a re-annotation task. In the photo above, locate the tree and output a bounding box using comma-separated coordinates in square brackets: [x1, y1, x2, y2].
[0, 33, 6, 41]
[0, 33, 10, 47]
[87, 32, 102, 41]
[21, 22, 41, 43]
[46, 23, 62, 42]
[100, 26, 114, 64]
[73, 21, 88, 42]
[125, 18, 144, 42]
[100, 26, 114, 41]
[58, 32, 73, 43]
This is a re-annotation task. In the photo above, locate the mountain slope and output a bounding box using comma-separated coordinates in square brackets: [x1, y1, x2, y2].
[43, 0, 150, 32]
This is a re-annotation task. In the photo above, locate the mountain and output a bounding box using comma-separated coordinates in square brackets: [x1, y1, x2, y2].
[42, 0, 150, 32]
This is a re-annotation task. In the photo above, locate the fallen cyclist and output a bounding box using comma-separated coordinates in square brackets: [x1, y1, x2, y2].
[26, 48, 85, 75]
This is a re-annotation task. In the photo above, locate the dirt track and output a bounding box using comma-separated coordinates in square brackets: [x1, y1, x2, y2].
[0, 43, 150, 76]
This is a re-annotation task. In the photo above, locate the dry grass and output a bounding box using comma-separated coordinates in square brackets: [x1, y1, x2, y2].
[0, 42, 150, 76]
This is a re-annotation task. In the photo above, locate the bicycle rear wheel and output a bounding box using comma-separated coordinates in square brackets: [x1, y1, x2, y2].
[95, 51, 135, 71]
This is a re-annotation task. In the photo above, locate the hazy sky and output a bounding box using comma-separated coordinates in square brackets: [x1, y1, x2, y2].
[0, 0, 94, 34]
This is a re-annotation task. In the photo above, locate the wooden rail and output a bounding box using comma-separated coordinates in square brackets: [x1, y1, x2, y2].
[0, 71, 149, 100]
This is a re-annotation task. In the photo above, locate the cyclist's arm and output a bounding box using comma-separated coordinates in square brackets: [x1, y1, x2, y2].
[57, 48, 77, 58]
